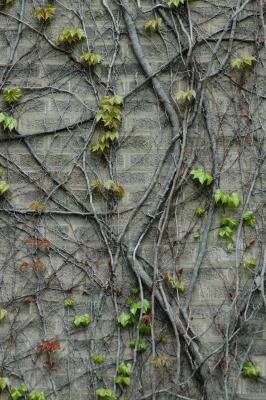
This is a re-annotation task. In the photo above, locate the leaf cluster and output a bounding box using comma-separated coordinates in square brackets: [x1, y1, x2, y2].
[115, 362, 133, 386]
[11, 384, 27, 400]
[243, 211, 256, 228]
[96, 388, 116, 400]
[73, 314, 92, 328]
[190, 166, 213, 185]
[0, 113, 17, 132]
[130, 338, 147, 352]
[91, 95, 123, 155]
[241, 258, 256, 269]
[91, 179, 125, 200]
[164, 272, 187, 293]
[168, 0, 185, 7]
[117, 299, 150, 328]
[231, 56, 256, 70]
[3, 87, 22, 104]
[176, 89, 196, 105]
[0, 308, 8, 321]
[64, 297, 76, 308]
[0, 377, 8, 391]
[29, 391, 46, 400]
[91, 354, 105, 364]
[241, 361, 260, 379]
[144, 18, 162, 32]
[34, 4, 55, 21]
[80, 51, 103, 66]
[214, 189, 241, 208]
[57, 28, 85, 46]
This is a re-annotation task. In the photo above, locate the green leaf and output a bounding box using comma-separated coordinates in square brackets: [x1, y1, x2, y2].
[91, 354, 105, 364]
[231, 56, 256, 70]
[241, 258, 257, 269]
[176, 89, 196, 104]
[104, 180, 125, 199]
[228, 192, 241, 208]
[144, 18, 162, 32]
[117, 311, 135, 327]
[214, 189, 228, 205]
[29, 391, 46, 400]
[190, 167, 213, 185]
[226, 241, 234, 253]
[168, 0, 185, 7]
[218, 226, 233, 240]
[242, 361, 260, 379]
[34, 5, 56, 21]
[220, 215, 238, 230]
[64, 297, 76, 308]
[130, 338, 147, 352]
[0, 181, 10, 195]
[243, 211, 256, 228]
[139, 321, 151, 335]
[0, 308, 8, 321]
[57, 28, 85, 45]
[0, 113, 17, 132]
[130, 299, 150, 315]
[3, 87, 22, 104]
[115, 376, 131, 386]
[195, 207, 206, 217]
[117, 362, 132, 377]
[11, 384, 27, 400]
[96, 388, 116, 400]
[73, 314, 92, 328]
[0, 377, 8, 391]
[80, 52, 103, 66]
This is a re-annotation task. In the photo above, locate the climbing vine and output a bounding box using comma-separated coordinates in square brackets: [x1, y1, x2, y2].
[0, 0, 265, 400]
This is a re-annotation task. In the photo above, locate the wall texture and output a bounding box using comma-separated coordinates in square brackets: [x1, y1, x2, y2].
[0, 0, 265, 399]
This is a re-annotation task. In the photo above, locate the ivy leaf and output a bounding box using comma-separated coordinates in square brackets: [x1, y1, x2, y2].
[80, 52, 103, 66]
[241, 361, 260, 379]
[0, 377, 8, 391]
[73, 314, 92, 328]
[96, 388, 116, 400]
[0, 308, 8, 321]
[195, 207, 206, 217]
[34, 5, 56, 21]
[130, 299, 150, 315]
[57, 28, 85, 46]
[0, 181, 10, 195]
[168, 0, 185, 7]
[190, 167, 213, 185]
[3, 87, 22, 104]
[231, 56, 256, 70]
[241, 258, 257, 269]
[228, 192, 241, 208]
[114, 376, 131, 386]
[218, 226, 233, 240]
[176, 89, 196, 105]
[64, 297, 76, 308]
[214, 189, 228, 205]
[130, 338, 147, 352]
[139, 321, 151, 335]
[11, 384, 27, 400]
[117, 311, 135, 327]
[220, 215, 238, 230]
[104, 180, 125, 199]
[117, 362, 132, 377]
[144, 18, 162, 32]
[91, 354, 105, 364]
[243, 211, 256, 228]
[29, 391, 46, 400]
[0, 113, 17, 132]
